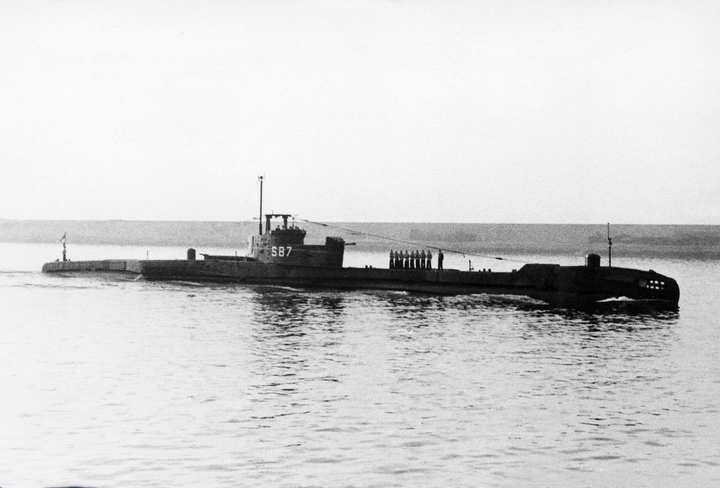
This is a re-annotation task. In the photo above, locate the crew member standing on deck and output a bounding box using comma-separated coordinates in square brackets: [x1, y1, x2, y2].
[420, 250, 426, 269]
[427, 250, 432, 269]
[389, 250, 394, 269]
[414, 250, 420, 269]
[404, 250, 410, 269]
[438, 249, 444, 270]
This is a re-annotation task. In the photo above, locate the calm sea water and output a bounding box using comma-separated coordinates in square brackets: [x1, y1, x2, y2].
[1, 242, 719, 487]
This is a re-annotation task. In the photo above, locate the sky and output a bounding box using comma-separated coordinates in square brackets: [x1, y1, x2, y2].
[1, 0, 718, 224]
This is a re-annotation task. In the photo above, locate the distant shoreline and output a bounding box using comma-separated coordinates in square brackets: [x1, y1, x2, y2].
[2, 219, 720, 259]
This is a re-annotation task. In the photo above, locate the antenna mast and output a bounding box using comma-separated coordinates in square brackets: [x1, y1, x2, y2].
[607, 222, 612, 268]
[61, 232, 67, 262]
[258, 176, 264, 235]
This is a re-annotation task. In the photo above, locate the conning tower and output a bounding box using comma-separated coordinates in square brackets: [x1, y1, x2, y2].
[249, 213, 345, 267]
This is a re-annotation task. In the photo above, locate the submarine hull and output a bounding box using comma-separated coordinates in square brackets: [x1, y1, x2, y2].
[42, 259, 680, 307]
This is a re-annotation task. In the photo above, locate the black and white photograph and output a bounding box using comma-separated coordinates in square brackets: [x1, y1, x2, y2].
[1, 1, 719, 486]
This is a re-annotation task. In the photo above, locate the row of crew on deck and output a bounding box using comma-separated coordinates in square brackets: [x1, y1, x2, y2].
[389, 249, 444, 270]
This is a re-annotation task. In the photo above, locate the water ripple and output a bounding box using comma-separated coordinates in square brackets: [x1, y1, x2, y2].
[1, 251, 719, 487]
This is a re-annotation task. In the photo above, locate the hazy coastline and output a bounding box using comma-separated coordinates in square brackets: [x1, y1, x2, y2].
[3, 219, 720, 259]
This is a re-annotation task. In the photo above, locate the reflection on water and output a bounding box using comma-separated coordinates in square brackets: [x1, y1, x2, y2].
[1, 247, 719, 487]
[246, 289, 349, 426]
[234, 286, 694, 483]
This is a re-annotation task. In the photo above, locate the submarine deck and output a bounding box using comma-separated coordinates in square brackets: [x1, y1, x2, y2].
[41, 258, 680, 307]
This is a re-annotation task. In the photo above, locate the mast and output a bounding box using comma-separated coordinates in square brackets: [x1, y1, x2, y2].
[607, 222, 612, 267]
[61, 232, 67, 262]
[258, 176, 264, 235]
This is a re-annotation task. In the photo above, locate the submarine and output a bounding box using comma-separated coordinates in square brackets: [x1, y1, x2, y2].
[41, 215, 680, 308]
[41, 177, 680, 307]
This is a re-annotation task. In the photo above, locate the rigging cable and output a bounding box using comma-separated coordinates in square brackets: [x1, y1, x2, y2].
[296, 218, 530, 264]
